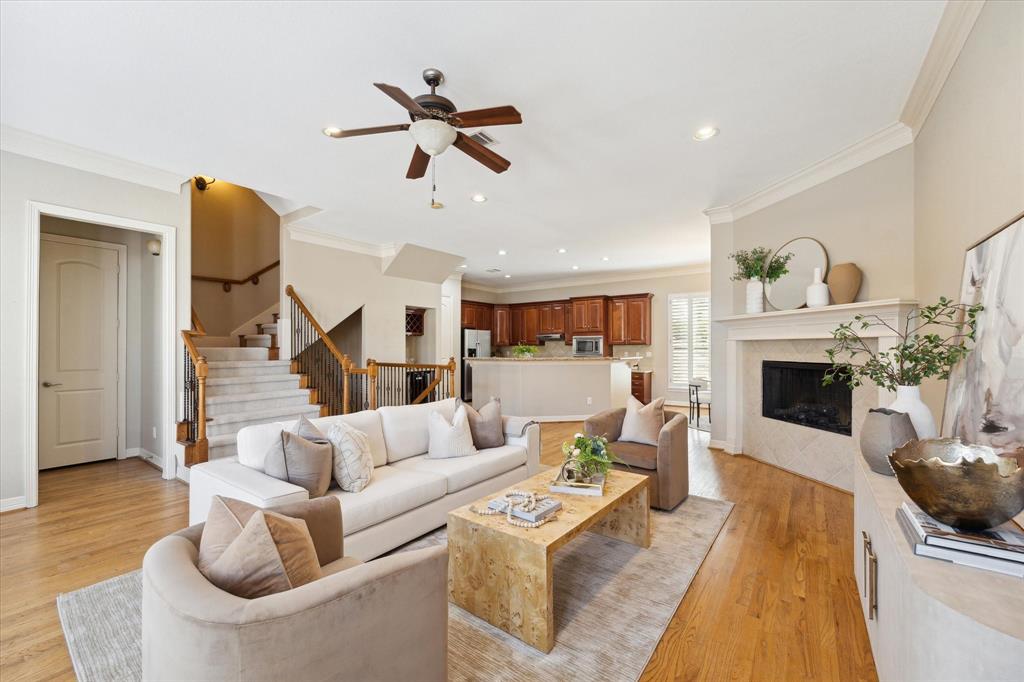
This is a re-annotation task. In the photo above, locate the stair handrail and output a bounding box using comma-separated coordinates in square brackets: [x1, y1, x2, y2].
[179, 307, 209, 466]
[193, 259, 280, 292]
[284, 285, 347, 365]
[286, 284, 354, 414]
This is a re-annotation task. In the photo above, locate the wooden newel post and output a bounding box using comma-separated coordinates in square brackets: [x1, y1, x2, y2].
[447, 357, 456, 400]
[341, 354, 352, 415]
[368, 359, 379, 410]
[194, 357, 209, 464]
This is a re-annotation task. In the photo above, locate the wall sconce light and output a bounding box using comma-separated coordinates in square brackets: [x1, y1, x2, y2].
[193, 176, 216, 191]
[146, 238, 162, 256]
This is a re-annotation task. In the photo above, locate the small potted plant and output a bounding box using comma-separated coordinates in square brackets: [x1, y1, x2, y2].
[823, 297, 983, 439]
[729, 247, 793, 313]
[512, 342, 539, 358]
[559, 433, 617, 484]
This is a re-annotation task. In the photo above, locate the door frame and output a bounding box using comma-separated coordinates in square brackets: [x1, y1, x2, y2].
[25, 201, 178, 507]
[39, 233, 128, 464]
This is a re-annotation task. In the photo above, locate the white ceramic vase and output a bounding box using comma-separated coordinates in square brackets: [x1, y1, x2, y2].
[806, 267, 829, 308]
[745, 279, 764, 314]
[887, 385, 937, 439]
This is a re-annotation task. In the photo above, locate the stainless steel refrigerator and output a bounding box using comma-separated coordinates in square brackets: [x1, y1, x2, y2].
[461, 329, 492, 402]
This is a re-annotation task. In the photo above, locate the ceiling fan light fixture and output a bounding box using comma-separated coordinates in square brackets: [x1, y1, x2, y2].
[409, 118, 457, 156]
[471, 193, 487, 203]
[322, 127, 342, 137]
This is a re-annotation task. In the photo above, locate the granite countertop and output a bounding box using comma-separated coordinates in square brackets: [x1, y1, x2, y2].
[465, 356, 626, 362]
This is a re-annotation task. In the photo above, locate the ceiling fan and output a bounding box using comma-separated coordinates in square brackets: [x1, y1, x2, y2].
[325, 68, 522, 179]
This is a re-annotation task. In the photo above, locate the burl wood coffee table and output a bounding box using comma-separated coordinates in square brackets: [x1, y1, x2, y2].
[447, 468, 651, 653]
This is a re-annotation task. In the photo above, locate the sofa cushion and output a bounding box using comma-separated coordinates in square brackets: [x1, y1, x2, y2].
[264, 431, 333, 498]
[391, 445, 527, 493]
[464, 398, 505, 449]
[237, 411, 388, 471]
[316, 411, 388, 468]
[427, 404, 477, 459]
[379, 398, 458, 462]
[202, 510, 322, 599]
[620, 395, 665, 446]
[198, 495, 260, 572]
[326, 466, 447, 535]
[610, 439, 658, 471]
[327, 421, 374, 492]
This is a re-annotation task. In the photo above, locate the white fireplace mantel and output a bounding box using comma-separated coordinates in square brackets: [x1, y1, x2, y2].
[714, 299, 918, 455]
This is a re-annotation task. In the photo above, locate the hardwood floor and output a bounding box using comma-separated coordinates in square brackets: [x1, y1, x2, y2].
[1, 425, 875, 681]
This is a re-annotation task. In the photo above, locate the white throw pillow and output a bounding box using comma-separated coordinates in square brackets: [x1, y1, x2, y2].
[619, 395, 665, 446]
[326, 421, 374, 492]
[427, 404, 477, 459]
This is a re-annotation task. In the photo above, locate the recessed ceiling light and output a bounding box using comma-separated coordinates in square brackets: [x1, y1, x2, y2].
[497, 249, 507, 256]
[693, 126, 719, 141]
[571, 265, 580, 271]
[601, 256, 610, 261]
[471, 193, 487, 203]
[504, 274, 512, 279]
[458, 264, 468, 268]
[430, 201, 444, 209]
[322, 127, 342, 137]
[557, 248, 567, 254]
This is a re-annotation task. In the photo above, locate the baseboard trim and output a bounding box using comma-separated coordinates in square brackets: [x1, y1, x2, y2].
[0, 496, 27, 513]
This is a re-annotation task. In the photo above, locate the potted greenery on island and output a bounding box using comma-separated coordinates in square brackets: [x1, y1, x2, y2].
[823, 297, 984, 438]
[511, 342, 539, 358]
[729, 247, 794, 314]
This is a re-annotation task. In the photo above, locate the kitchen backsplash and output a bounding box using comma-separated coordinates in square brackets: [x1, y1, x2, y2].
[495, 341, 652, 369]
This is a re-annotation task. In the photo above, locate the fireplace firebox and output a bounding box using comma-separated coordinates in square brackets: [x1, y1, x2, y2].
[762, 360, 852, 436]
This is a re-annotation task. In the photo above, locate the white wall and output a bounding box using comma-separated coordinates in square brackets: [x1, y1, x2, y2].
[0, 151, 188, 505]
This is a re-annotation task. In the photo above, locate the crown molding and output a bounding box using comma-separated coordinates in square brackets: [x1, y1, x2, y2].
[285, 224, 396, 259]
[901, 0, 985, 138]
[463, 264, 710, 294]
[0, 125, 187, 194]
[710, 121, 913, 222]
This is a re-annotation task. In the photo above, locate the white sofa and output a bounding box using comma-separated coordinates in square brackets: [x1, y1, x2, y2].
[188, 398, 541, 560]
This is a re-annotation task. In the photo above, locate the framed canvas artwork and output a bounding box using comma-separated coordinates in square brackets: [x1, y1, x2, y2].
[942, 212, 1024, 452]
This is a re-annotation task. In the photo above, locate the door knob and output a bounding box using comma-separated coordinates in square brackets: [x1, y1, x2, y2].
[42, 381, 63, 387]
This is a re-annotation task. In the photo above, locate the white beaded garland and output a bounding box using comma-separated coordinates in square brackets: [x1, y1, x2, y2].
[470, 490, 558, 529]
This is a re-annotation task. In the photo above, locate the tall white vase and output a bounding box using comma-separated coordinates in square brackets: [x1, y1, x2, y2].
[887, 385, 937, 439]
[745, 279, 764, 314]
[806, 267, 829, 308]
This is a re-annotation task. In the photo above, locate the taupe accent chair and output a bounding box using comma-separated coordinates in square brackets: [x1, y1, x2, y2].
[142, 496, 448, 682]
[584, 408, 689, 510]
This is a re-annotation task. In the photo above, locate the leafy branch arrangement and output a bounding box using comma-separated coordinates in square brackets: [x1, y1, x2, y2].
[823, 297, 984, 391]
[512, 342, 539, 358]
[729, 247, 794, 283]
[561, 433, 618, 481]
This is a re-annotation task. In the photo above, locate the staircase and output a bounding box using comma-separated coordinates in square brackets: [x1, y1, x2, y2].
[191, 309, 321, 461]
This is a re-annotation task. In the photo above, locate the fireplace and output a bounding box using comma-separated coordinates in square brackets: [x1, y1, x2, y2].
[762, 360, 852, 436]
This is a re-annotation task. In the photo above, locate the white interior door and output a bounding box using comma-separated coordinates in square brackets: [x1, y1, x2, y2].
[38, 238, 120, 469]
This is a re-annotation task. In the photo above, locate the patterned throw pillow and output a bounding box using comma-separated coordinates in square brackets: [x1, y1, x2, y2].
[427, 404, 478, 459]
[326, 421, 374, 493]
[619, 395, 665, 446]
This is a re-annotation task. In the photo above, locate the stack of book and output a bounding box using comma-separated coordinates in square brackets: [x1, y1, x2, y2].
[896, 501, 1024, 579]
[487, 496, 562, 523]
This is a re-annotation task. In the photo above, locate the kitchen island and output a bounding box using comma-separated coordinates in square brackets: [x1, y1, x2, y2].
[466, 357, 631, 421]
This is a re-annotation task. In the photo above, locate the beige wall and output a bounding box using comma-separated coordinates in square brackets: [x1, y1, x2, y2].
[468, 271, 711, 403]
[191, 180, 280, 336]
[327, 307, 364, 366]
[914, 0, 1024, 418]
[729, 145, 916, 312]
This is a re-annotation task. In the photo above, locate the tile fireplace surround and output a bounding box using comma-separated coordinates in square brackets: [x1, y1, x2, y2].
[716, 300, 918, 491]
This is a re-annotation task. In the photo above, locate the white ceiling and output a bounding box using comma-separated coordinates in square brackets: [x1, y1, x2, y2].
[0, 1, 944, 287]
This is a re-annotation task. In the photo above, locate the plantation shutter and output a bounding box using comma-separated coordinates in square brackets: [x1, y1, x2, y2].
[669, 293, 711, 389]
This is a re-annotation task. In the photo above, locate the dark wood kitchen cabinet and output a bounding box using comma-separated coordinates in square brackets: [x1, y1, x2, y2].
[571, 296, 607, 334]
[631, 371, 653, 404]
[521, 305, 540, 344]
[492, 304, 510, 347]
[537, 301, 566, 335]
[461, 301, 493, 330]
[608, 293, 653, 345]
[510, 306, 523, 344]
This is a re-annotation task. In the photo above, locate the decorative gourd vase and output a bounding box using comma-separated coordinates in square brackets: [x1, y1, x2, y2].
[859, 408, 917, 475]
[745, 279, 764, 314]
[887, 386, 937, 439]
[806, 267, 830, 308]
[826, 262, 862, 304]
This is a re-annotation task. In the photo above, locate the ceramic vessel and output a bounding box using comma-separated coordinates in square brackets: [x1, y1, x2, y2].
[745, 279, 764, 314]
[859, 408, 917, 475]
[888, 386, 937, 439]
[826, 262, 862, 304]
[806, 267, 830, 308]
[889, 438, 1024, 530]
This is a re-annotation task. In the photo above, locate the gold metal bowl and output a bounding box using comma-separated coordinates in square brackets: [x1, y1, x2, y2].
[888, 438, 1024, 530]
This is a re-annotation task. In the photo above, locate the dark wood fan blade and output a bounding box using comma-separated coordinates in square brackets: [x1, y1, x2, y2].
[327, 124, 409, 138]
[406, 145, 430, 179]
[374, 83, 429, 116]
[453, 132, 511, 174]
[452, 105, 523, 128]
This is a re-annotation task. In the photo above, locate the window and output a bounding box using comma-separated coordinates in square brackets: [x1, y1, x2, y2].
[668, 293, 710, 389]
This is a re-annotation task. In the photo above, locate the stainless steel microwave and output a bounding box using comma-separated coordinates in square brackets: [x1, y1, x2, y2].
[572, 335, 604, 356]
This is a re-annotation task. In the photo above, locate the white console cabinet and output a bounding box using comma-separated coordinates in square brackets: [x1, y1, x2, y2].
[853, 456, 1024, 681]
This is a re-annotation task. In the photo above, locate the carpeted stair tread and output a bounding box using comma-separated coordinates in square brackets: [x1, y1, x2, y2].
[208, 404, 321, 426]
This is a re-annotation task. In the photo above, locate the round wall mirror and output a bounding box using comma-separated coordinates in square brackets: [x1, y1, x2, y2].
[765, 237, 829, 310]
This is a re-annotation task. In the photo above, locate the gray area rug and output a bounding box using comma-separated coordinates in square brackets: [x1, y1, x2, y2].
[58, 495, 732, 682]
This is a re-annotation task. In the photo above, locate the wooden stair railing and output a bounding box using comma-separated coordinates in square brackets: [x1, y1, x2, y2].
[372, 359, 457, 408]
[177, 306, 209, 466]
[286, 285, 349, 416]
[193, 259, 280, 292]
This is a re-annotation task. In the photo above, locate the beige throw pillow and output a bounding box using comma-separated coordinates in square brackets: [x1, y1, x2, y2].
[264, 430, 333, 497]
[198, 495, 260, 572]
[463, 398, 504, 449]
[202, 510, 322, 599]
[427, 404, 477, 459]
[619, 395, 665, 446]
[326, 421, 374, 492]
